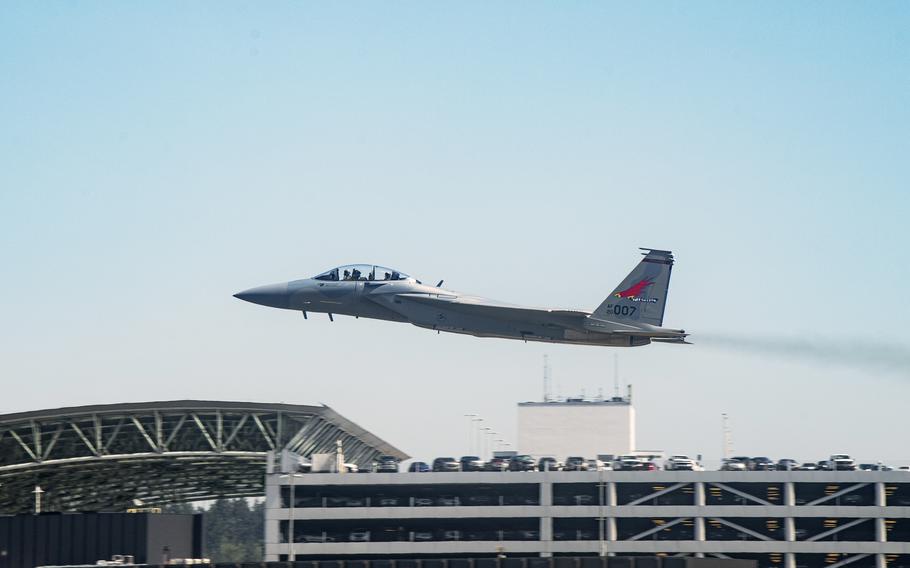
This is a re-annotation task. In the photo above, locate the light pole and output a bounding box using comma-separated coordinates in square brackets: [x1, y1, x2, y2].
[473, 418, 485, 456]
[482, 427, 493, 458]
[33, 486, 44, 514]
[463, 414, 478, 455]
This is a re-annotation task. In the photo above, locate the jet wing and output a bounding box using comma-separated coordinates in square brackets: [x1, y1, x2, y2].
[390, 293, 591, 329]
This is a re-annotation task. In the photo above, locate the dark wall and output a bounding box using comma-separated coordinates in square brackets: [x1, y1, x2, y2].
[0, 512, 201, 568]
[146, 514, 197, 563]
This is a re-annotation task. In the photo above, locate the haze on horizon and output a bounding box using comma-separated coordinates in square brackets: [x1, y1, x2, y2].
[1, 2, 908, 467]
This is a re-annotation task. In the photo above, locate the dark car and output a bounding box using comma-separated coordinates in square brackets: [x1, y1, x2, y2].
[408, 461, 430, 472]
[432, 457, 461, 472]
[509, 455, 537, 471]
[564, 456, 588, 471]
[466, 494, 497, 506]
[437, 495, 461, 506]
[777, 459, 799, 471]
[374, 455, 400, 473]
[749, 457, 775, 471]
[460, 455, 485, 471]
[538, 457, 560, 471]
[485, 457, 510, 471]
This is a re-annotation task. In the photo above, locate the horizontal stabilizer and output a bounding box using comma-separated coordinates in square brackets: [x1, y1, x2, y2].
[651, 336, 693, 345]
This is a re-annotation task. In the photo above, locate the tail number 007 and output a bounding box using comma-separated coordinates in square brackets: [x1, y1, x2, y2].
[607, 305, 637, 316]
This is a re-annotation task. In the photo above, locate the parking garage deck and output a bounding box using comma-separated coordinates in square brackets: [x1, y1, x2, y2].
[265, 470, 910, 568]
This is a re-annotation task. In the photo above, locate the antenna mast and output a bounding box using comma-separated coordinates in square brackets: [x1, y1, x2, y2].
[722, 413, 732, 460]
[543, 355, 551, 402]
[613, 354, 620, 399]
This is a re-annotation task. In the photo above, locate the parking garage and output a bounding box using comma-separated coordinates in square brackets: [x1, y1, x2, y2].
[265, 465, 910, 568]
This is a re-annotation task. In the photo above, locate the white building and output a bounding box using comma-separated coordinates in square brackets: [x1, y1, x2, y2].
[517, 390, 635, 459]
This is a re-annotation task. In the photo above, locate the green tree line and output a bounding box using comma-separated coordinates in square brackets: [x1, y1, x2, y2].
[163, 498, 264, 562]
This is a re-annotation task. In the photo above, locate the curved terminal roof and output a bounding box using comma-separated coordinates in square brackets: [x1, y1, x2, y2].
[0, 400, 407, 513]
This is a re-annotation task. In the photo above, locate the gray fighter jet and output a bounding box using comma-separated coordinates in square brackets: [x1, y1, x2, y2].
[234, 248, 688, 347]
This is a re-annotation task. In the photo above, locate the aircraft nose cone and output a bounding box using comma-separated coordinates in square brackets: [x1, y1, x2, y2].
[233, 283, 291, 309]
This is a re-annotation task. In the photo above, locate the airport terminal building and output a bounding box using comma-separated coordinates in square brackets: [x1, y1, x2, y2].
[264, 467, 910, 568]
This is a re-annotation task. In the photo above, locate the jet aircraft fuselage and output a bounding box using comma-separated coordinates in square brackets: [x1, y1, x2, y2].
[235, 250, 688, 347]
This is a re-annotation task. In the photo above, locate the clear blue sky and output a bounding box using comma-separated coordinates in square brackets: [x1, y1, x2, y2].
[1, 2, 908, 467]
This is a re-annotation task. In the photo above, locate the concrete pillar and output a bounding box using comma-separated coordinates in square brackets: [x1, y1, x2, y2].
[606, 481, 617, 546]
[694, 482, 705, 557]
[539, 479, 552, 556]
[876, 554, 887, 568]
[875, 481, 886, 507]
[876, 481, 887, 545]
[784, 481, 796, 546]
[784, 553, 796, 568]
[541, 480, 552, 507]
[288, 474, 296, 559]
[784, 482, 796, 506]
[540, 516, 552, 557]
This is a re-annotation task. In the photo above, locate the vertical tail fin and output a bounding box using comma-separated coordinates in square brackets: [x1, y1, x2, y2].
[591, 248, 675, 326]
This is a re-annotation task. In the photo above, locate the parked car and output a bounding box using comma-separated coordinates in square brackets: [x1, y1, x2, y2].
[374, 455, 400, 473]
[858, 463, 892, 471]
[327, 497, 363, 507]
[665, 455, 696, 471]
[749, 457, 775, 471]
[413, 531, 433, 541]
[509, 455, 537, 471]
[795, 462, 819, 471]
[720, 459, 746, 471]
[437, 495, 460, 506]
[823, 454, 857, 471]
[414, 497, 434, 506]
[349, 529, 370, 542]
[538, 457, 561, 471]
[408, 461, 430, 472]
[440, 530, 461, 540]
[643, 462, 658, 471]
[459, 455, 485, 471]
[573, 494, 595, 505]
[376, 496, 399, 506]
[586, 459, 608, 471]
[777, 459, 799, 471]
[432, 457, 461, 472]
[466, 494, 497, 506]
[564, 456, 589, 471]
[485, 457, 510, 471]
[613, 455, 644, 471]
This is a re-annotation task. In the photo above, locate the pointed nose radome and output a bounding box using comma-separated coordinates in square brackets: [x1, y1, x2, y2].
[233, 282, 291, 309]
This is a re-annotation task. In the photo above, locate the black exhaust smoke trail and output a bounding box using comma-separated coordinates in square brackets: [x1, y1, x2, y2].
[696, 334, 910, 377]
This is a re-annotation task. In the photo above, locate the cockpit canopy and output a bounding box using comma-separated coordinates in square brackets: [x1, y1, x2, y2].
[313, 264, 413, 282]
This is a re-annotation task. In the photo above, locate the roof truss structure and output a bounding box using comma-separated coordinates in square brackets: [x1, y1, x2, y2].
[0, 401, 406, 513]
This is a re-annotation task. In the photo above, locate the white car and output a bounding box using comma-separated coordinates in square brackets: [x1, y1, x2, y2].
[613, 455, 645, 471]
[823, 454, 856, 471]
[721, 459, 747, 471]
[665, 455, 696, 471]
